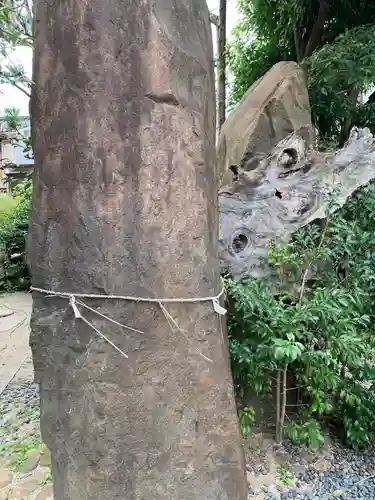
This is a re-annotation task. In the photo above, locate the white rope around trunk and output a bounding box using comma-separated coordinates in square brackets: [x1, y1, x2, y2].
[30, 286, 227, 362]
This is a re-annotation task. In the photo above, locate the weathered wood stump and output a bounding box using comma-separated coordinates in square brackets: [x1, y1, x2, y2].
[29, 1, 247, 499]
[219, 126, 375, 279]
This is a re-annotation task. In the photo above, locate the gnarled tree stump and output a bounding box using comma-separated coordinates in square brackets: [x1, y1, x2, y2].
[219, 126, 375, 279]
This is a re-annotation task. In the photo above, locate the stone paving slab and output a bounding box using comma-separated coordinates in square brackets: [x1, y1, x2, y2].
[0, 292, 32, 393]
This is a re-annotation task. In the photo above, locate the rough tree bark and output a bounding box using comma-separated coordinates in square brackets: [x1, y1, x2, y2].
[303, 0, 331, 59]
[217, 0, 227, 130]
[29, 1, 248, 499]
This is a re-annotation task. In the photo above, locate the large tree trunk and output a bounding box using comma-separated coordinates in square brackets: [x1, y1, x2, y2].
[29, 1, 247, 499]
[303, 0, 331, 59]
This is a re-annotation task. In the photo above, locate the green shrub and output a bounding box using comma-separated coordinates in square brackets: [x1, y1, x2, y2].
[238, 406, 256, 438]
[0, 181, 32, 291]
[227, 182, 375, 449]
[354, 101, 375, 136]
[306, 25, 375, 144]
[0, 194, 18, 224]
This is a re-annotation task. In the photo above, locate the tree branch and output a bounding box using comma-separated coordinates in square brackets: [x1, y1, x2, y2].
[0, 74, 31, 97]
[217, 0, 227, 129]
[303, 0, 331, 59]
[339, 86, 360, 146]
[22, 0, 32, 19]
[279, 363, 288, 444]
[294, 29, 302, 63]
[276, 370, 281, 444]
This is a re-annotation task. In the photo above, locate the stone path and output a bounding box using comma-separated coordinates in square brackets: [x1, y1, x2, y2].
[0, 292, 53, 500]
[0, 293, 32, 394]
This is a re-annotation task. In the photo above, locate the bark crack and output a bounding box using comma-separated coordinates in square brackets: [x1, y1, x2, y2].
[145, 92, 181, 107]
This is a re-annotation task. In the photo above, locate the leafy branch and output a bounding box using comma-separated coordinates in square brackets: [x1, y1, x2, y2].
[227, 181, 375, 449]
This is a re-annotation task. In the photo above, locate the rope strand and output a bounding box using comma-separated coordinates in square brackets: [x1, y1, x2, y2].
[31, 286, 226, 362]
[31, 286, 225, 304]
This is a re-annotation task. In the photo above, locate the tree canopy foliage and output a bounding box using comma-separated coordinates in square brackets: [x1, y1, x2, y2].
[0, 0, 32, 97]
[228, 0, 375, 144]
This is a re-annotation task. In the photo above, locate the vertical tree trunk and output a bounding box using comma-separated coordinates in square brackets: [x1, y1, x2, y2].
[294, 29, 302, 63]
[217, 0, 227, 130]
[29, 1, 248, 499]
[303, 0, 331, 59]
[339, 86, 360, 146]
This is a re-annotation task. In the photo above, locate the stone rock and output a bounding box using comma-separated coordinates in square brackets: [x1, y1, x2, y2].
[219, 126, 375, 279]
[9, 479, 39, 498]
[16, 422, 35, 441]
[292, 463, 307, 475]
[217, 61, 312, 186]
[4, 410, 19, 427]
[39, 443, 51, 467]
[246, 470, 254, 484]
[313, 459, 331, 472]
[0, 469, 12, 488]
[15, 403, 25, 415]
[259, 437, 275, 452]
[267, 484, 282, 498]
[35, 484, 54, 500]
[29, 0, 248, 499]
[20, 448, 40, 473]
[8, 467, 46, 498]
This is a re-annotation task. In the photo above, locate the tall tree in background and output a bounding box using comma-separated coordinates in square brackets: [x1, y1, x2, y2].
[209, 3, 227, 131]
[0, 0, 32, 97]
[228, 0, 375, 144]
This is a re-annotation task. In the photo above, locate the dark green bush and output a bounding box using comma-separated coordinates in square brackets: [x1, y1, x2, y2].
[0, 181, 32, 291]
[354, 101, 375, 136]
[227, 182, 375, 449]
